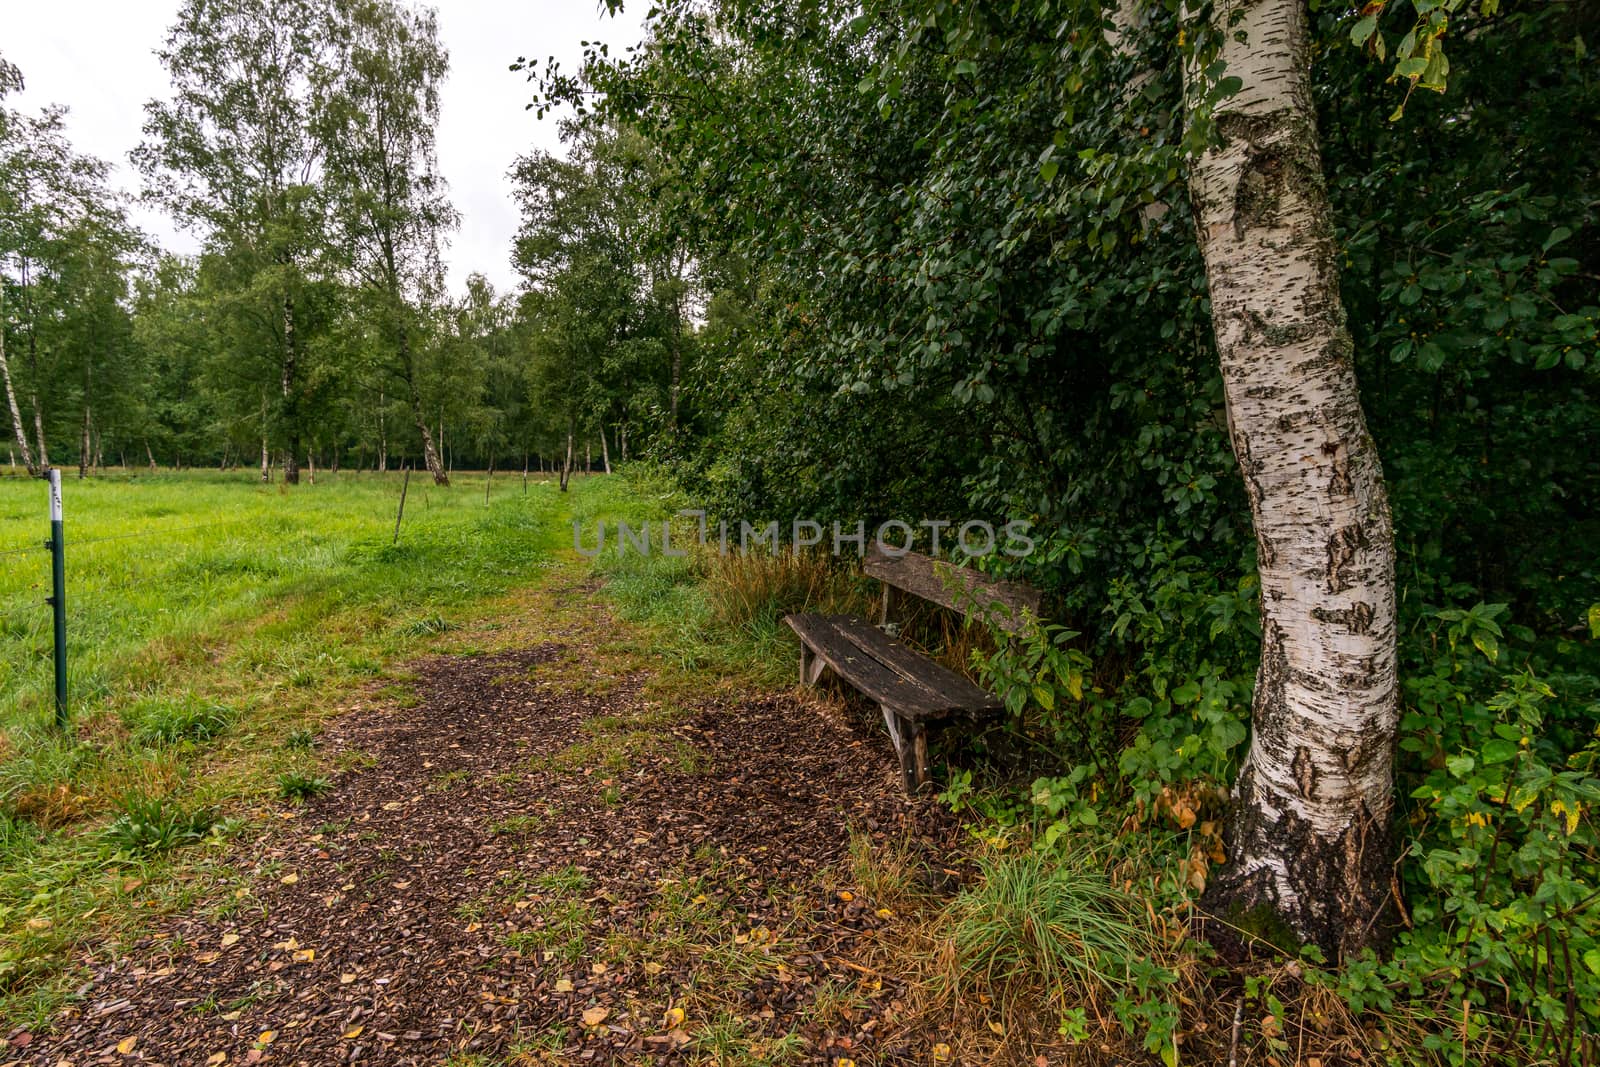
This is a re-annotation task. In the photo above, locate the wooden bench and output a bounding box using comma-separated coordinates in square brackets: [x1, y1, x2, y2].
[784, 546, 1042, 793]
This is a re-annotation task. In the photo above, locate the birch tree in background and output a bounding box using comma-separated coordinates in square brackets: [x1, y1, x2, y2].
[136, 0, 338, 486]
[321, 0, 458, 487]
[1182, 0, 1399, 958]
[0, 56, 30, 474]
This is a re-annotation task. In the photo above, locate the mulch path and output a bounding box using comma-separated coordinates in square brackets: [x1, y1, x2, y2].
[17, 627, 958, 1065]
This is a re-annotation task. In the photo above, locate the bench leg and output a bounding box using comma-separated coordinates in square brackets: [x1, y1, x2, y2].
[799, 644, 829, 686]
[881, 705, 931, 795]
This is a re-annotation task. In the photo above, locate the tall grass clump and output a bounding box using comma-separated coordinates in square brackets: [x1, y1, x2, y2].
[103, 792, 220, 855]
[931, 846, 1182, 1060]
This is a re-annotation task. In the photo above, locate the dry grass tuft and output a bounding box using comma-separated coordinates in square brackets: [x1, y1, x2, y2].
[700, 549, 872, 632]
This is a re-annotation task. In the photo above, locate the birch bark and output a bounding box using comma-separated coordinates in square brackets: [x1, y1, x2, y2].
[0, 300, 37, 475]
[1182, 0, 1399, 958]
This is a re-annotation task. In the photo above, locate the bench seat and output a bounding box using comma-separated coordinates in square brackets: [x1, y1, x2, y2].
[785, 612, 1002, 791]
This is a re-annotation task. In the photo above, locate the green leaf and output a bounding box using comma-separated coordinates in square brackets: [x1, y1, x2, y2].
[1350, 14, 1378, 45]
[1587, 603, 1599, 639]
[1447, 754, 1476, 778]
[1396, 57, 1429, 80]
[1481, 739, 1518, 764]
[1542, 226, 1572, 253]
[1040, 159, 1060, 183]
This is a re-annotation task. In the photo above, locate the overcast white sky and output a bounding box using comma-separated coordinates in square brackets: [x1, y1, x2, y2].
[2, 0, 645, 295]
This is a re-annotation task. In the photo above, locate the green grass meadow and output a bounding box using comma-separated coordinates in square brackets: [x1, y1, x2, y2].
[0, 468, 572, 1020]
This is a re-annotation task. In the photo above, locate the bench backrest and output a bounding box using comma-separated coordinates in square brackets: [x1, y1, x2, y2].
[863, 546, 1041, 635]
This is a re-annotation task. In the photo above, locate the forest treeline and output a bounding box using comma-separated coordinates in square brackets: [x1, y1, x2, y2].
[0, 0, 689, 487]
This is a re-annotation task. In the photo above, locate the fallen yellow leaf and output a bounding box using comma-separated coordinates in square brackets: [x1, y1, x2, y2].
[207, 1054, 227, 1066]
[257, 1030, 277, 1045]
[221, 933, 240, 948]
[933, 1042, 952, 1062]
[342, 1025, 364, 1039]
[293, 948, 316, 962]
[664, 1007, 685, 1028]
[280, 873, 299, 885]
[642, 961, 664, 975]
[554, 979, 574, 993]
[581, 1006, 609, 1027]
[117, 1036, 138, 1054]
[340, 973, 357, 985]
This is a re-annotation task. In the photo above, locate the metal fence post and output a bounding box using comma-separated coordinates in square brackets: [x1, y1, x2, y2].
[45, 469, 67, 729]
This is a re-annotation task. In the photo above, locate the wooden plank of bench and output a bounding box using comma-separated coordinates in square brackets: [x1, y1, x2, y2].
[863, 546, 1040, 634]
[784, 614, 950, 719]
[819, 614, 1002, 719]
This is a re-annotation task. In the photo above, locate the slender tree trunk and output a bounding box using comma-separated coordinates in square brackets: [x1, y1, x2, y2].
[559, 420, 574, 493]
[261, 391, 271, 482]
[19, 259, 49, 470]
[79, 405, 91, 480]
[308, 448, 316, 486]
[1184, 0, 1398, 961]
[378, 387, 389, 472]
[29, 387, 47, 472]
[585, 440, 592, 476]
[401, 333, 448, 486]
[282, 294, 300, 485]
[669, 278, 683, 431]
[600, 427, 612, 474]
[0, 307, 37, 476]
[146, 440, 158, 473]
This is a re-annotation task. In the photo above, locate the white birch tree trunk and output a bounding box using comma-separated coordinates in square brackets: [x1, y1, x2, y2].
[1183, 0, 1399, 959]
[0, 314, 37, 476]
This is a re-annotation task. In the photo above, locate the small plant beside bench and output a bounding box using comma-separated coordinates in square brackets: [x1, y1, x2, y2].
[785, 546, 1041, 793]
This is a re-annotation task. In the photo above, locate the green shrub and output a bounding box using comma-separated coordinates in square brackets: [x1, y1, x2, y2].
[1337, 612, 1600, 1065]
